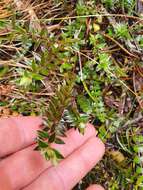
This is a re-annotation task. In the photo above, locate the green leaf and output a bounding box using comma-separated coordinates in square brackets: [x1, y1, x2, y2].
[114, 23, 131, 39]
[134, 156, 140, 164]
[31, 60, 38, 72]
[136, 176, 143, 187]
[31, 73, 44, 80]
[97, 53, 111, 72]
[136, 166, 143, 174]
[40, 69, 49, 76]
[41, 52, 46, 66]
[44, 152, 50, 160]
[0, 66, 9, 77]
[60, 63, 73, 73]
[133, 135, 143, 143]
[48, 133, 56, 143]
[38, 130, 49, 139]
[20, 75, 32, 86]
[77, 95, 92, 114]
[55, 138, 65, 144]
[53, 149, 64, 159]
[38, 140, 48, 148]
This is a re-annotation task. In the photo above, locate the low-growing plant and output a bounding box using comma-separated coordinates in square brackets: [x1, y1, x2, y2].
[0, 0, 143, 189]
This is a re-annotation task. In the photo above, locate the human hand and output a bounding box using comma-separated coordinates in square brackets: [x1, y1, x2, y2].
[0, 117, 105, 190]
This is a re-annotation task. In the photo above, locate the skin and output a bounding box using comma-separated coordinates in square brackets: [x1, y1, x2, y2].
[0, 116, 105, 190]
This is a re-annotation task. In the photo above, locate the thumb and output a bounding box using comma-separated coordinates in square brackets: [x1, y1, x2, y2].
[86, 184, 105, 190]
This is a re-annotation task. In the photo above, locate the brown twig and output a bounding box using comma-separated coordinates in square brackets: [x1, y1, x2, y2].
[102, 33, 139, 58]
[121, 114, 143, 129]
[0, 60, 31, 69]
[14, 0, 41, 31]
[13, 89, 55, 96]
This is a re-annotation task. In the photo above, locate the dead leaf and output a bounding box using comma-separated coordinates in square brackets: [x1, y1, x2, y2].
[109, 150, 125, 163]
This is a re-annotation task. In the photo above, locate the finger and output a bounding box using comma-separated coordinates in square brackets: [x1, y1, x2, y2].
[0, 124, 96, 190]
[0, 116, 42, 157]
[86, 184, 105, 190]
[23, 136, 105, 190]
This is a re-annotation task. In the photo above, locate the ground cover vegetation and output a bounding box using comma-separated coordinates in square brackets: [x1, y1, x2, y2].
[0, 0, 143, 189]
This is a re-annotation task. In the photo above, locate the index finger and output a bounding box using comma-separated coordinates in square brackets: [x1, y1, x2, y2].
[0, 116, 42, 157]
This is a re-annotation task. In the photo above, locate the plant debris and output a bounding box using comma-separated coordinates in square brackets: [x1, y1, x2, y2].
[0, 0, 143, 189]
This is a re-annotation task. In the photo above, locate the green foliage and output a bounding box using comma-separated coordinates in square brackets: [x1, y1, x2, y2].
[20, 74, 32, 87]
[91, 81, 106, 122]
[123, 0, 136, 14]
[89, 33, 106, 51]
[114, 23, 131, 39]
[0, 66, 9, 77]
[60, 63, 73, 73]
[76, 0, 97, 16]
[133, 133, 143, 188]
[136, 35, 143, 49]
[36, 73, 75, 163]
[97, 53, 111, 72]
[19, 70, 43, 88]
[77, 95, 92, 114]
[102, 0, 118, 8]
[0, 0, 143, 189]
[64, 107, 89, 134]
[102, 0, 135, 14]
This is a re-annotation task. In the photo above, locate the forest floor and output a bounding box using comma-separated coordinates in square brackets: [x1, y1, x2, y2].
[0, 0, 143, 189]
